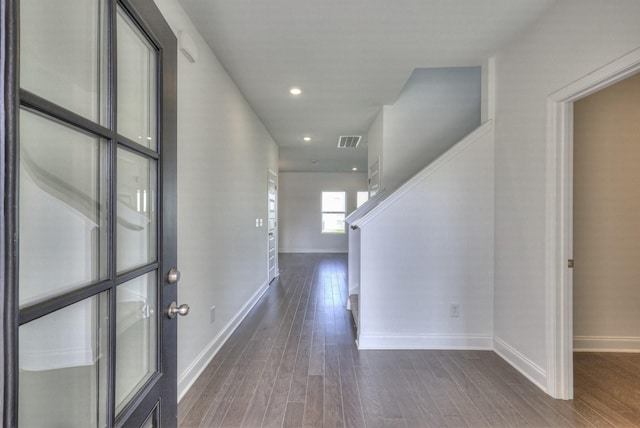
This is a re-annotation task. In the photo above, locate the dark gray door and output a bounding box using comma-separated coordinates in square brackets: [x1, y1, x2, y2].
[1, 0, 179, 426]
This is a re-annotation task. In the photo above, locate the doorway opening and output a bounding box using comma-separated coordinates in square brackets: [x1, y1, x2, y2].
[546, 47, 640, 400]
[571, 71, 640, 419]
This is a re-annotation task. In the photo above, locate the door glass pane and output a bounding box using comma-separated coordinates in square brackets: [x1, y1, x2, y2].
[19, 293, 108, 428]
[268, 181, 276, 231]
[117, 149, 157, 273]
[116, 271, 157, 414]
[20, 0, 106, 123]
[117, 6, 157, 149]
[19, 109, 108, 307]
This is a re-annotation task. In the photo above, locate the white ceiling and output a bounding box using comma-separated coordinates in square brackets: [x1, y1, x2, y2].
[177, 0, 557, 172]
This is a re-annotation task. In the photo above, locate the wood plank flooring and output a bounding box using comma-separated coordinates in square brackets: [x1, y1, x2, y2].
[179, 253, 640, 427]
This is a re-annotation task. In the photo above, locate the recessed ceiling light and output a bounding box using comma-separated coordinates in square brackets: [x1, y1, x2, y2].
[289, 87, 302, 95]
[303, 137, 311, 142]
[352, 167, 358, 171]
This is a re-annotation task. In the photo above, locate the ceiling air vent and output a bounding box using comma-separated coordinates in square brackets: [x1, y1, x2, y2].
[337, 135, 361, 148]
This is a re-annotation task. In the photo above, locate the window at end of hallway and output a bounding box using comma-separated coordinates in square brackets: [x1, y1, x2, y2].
[321, 191, 346, 233]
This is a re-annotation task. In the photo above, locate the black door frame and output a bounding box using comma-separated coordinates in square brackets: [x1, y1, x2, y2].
[1, 0, 177, 426]
[2, 0, 20, 424]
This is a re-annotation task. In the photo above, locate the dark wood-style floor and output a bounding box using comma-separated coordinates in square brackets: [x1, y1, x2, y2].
[179, 253, 640, 427]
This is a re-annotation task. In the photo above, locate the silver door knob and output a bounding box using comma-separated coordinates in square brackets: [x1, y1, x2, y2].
[167, 268, 181, 284]
[167, 301, 190, 319]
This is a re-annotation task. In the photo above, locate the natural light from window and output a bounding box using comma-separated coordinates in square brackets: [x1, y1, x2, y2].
[321, 191, 346, 233]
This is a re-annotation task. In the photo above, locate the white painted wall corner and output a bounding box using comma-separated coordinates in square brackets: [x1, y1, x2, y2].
[494, 336, 547, 393]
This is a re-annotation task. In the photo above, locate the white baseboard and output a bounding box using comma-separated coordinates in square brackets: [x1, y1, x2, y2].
[493, 336, 547, 392]
[357, 334, 493, 350]
[574, 336, 640, 352]
[177, 280, 269, 401]
[279, 248, 347, 254]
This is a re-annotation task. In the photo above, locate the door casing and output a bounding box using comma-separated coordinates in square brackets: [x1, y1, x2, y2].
[545, 47, 640, 400]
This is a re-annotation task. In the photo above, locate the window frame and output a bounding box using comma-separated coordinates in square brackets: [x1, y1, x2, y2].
[321, 191, 346, 234]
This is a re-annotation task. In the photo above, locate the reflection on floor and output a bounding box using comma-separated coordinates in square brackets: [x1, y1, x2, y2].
[179, 253, 640, 427]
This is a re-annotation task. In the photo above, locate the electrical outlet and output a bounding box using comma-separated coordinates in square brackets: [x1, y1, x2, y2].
[449, 303, 460, 318]
[210, 306, 216, 323]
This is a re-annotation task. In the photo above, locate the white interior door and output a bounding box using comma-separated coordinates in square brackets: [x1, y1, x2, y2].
[268, 170, 278, 283]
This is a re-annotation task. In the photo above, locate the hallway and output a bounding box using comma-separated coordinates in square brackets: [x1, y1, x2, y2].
[178, 253, 639, 427]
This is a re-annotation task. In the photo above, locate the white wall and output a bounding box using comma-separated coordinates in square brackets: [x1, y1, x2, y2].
[493, 0, 640, 388]
[383, 67, 481, 192]
[573, 72, 640, 351]
[367, 67, 481, 194]
[279, 172, 368, 253]
[154, 0, 279, 399]
[356, 123, 494, 349]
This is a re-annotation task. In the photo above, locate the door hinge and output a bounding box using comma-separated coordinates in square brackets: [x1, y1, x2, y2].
[568, 259, 574, 268]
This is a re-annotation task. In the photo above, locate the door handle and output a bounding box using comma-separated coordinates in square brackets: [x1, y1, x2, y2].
[167, 301, 190, 319]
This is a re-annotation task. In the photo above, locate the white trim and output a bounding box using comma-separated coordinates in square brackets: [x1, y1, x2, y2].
[177, 280, 269, 401]
[574, 336, 640, 353]
[357, 334, 493, 350]
[344, 189, 388, 224]
[494, 337, 547, 392]
[546, 47, 640, 400]
[279, 248, 347, 254]
[481, 57, 496, 122]
[545, 98, 574, 399]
